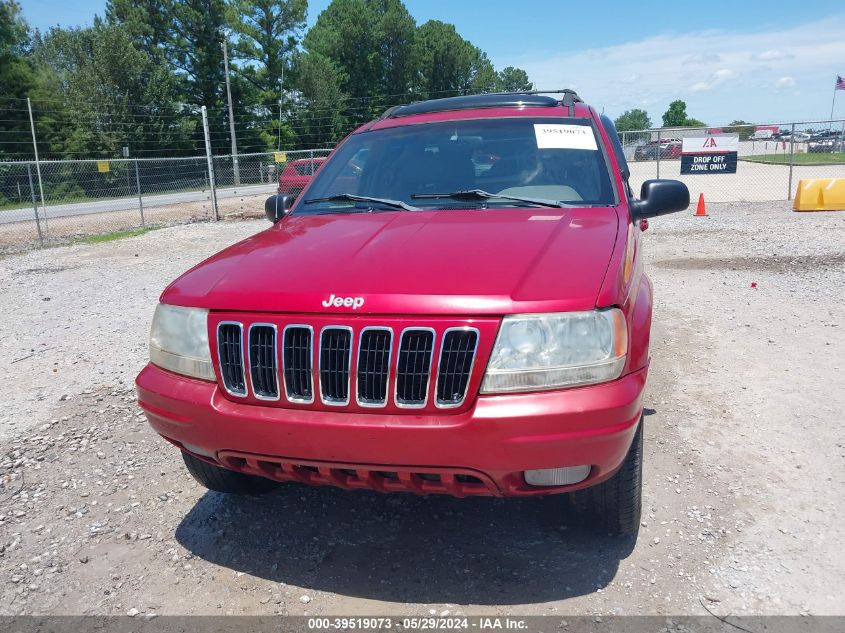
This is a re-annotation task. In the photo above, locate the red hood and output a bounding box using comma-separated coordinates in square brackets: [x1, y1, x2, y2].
[161, 207, 621, 315]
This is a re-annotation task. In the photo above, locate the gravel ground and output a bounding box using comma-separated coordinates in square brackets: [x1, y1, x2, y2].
[0, 202, 843, 616]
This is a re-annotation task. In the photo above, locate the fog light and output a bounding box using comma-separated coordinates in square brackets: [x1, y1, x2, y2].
[524, 465, 591, 487]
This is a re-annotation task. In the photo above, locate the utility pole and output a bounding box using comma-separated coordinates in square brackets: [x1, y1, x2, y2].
[278, 64, 284, 151]
[222, 38, 240, 186]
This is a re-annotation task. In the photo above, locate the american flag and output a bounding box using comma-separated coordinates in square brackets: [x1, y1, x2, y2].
[837, 75, 845, 90]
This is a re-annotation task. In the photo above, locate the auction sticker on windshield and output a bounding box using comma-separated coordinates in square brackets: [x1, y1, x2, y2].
[534, 124, 598, 150]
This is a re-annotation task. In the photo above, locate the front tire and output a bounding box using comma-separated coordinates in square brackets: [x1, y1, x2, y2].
[572, 416, 643, 536]
[182, 452, 278, 495]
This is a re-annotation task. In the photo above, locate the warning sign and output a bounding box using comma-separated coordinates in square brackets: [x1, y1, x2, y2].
[96, 161, 110, 173]
[274, 152, 287, 163]
[681, 134, 739, 174]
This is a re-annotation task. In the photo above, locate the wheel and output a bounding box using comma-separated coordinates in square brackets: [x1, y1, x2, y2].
[182, 451, 278, 495]
[572, 416, 643, 536]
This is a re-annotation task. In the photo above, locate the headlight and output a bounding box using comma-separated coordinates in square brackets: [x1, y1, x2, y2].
[149, 304, 215, 381]
[481, 309, 627, 393]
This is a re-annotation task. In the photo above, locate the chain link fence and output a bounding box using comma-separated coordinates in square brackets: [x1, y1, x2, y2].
[0, 149, 331, 253]
[620, 120, 845, 203]
[2, 118, 845, 254]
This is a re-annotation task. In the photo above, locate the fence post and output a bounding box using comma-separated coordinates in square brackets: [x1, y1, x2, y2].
[841, 120, 845, 153]
[134, 159, 145, 226]
[201, 106, 220, 221]
[787, 123, 796, 201]
[26, 97, 48, 230]
[655, 130, 661, 179]
[27, 163, 43, 244]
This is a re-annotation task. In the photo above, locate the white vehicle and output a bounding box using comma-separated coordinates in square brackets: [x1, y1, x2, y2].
[772, 131, 810, 143]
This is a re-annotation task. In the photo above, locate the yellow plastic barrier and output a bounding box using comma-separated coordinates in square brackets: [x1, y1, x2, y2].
[793, 178, 845, 211]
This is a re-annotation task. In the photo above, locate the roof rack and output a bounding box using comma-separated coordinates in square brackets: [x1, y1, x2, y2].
[382, 90, 583, 119]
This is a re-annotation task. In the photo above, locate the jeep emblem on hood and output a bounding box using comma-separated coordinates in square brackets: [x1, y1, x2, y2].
[322, 294, 364, 310]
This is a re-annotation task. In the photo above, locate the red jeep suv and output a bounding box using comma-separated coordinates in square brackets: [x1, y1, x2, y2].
[277, 157, 326, 198]
[136, 92, 689, 535]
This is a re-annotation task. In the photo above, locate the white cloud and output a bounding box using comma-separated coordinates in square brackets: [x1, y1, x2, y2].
[751, 49, 793, 62]
[775, 76, 796, 90]
[504, 16, 845, 123]
[690, 68, 739, 92]
[683, 53, 721, 64]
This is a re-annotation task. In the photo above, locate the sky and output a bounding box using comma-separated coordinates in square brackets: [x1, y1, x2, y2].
[18, 0, 845, 125]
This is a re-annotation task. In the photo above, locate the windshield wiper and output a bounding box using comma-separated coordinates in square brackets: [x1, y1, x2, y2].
[411, 189, 566, 209]
[303, 193, 419, 211]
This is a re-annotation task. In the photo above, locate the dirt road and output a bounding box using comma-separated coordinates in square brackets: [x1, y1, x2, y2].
[1, 202, 843, 616]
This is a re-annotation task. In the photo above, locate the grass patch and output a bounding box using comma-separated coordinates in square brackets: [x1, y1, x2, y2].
[74, 226, 159, 244]
[741, 153, 845, 165]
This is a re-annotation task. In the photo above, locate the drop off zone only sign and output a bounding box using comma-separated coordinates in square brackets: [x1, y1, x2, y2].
[680, 134, 739, 174]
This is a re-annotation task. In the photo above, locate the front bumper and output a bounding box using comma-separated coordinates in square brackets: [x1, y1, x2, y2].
[136, 363, 646, 497]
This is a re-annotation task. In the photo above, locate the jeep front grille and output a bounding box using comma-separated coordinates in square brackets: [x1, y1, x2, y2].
[248, 324, 278, 400]
[215, 321, 482, 410]
[435, 328, 479, 407]
[319, 327, 352, 405]
[218, 322, 246, 397]
[395, 329, 435, 407]
[283, 325, 313, 403]
[356, 328, 392, 406]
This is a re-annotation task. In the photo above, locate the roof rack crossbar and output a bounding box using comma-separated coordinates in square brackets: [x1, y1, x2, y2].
[378, 90, 583, 120]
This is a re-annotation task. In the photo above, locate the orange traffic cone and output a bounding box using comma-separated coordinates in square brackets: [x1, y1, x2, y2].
[695, 193, 708, 217]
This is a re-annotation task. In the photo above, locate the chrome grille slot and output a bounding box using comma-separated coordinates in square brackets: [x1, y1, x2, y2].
[248, 324, 278, 400]
[435, 328, 479, 407]
[283, 325, 314, 403]
[217, 322, 246, 397]
[395, 329, 435, 407]
[319, 327, 352, 405]
[356, 328, 392, 406]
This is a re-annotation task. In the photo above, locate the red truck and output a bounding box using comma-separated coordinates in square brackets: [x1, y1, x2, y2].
[137, 92, 689, 536]
[277, 157, 326, 197]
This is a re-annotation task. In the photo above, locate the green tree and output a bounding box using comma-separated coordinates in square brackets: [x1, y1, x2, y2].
[496, 66, 532, 92]
[411, 20, 496, 98]
[304, 0, 419, 123]
[290, 52, 348, 147]
[373, 0, 416, 98]
[723, 119, 753, 140]
[30, 23, 193, 158]
[304, 0, 380, 106]
[0, 0, 36, 159]
[104, 0, 174, 60]
[661, 99, 706, 128]
[614, 108, 651, 132]
[169, 0, 228, 110]
[108, 0, 229, 145]
[662, 100, 688, 127]
[229, 0, 307, 103]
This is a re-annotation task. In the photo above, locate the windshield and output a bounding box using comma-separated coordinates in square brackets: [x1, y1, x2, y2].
[297, 117, 615, 213]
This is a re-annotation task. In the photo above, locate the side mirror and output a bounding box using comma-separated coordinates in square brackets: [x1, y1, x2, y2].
[629, 179, 690, 220]
[264, 194, 295, 223]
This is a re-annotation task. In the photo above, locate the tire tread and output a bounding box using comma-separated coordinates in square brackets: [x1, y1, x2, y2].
[182, 452, 277, 495]
[572, 416, 643, 535]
